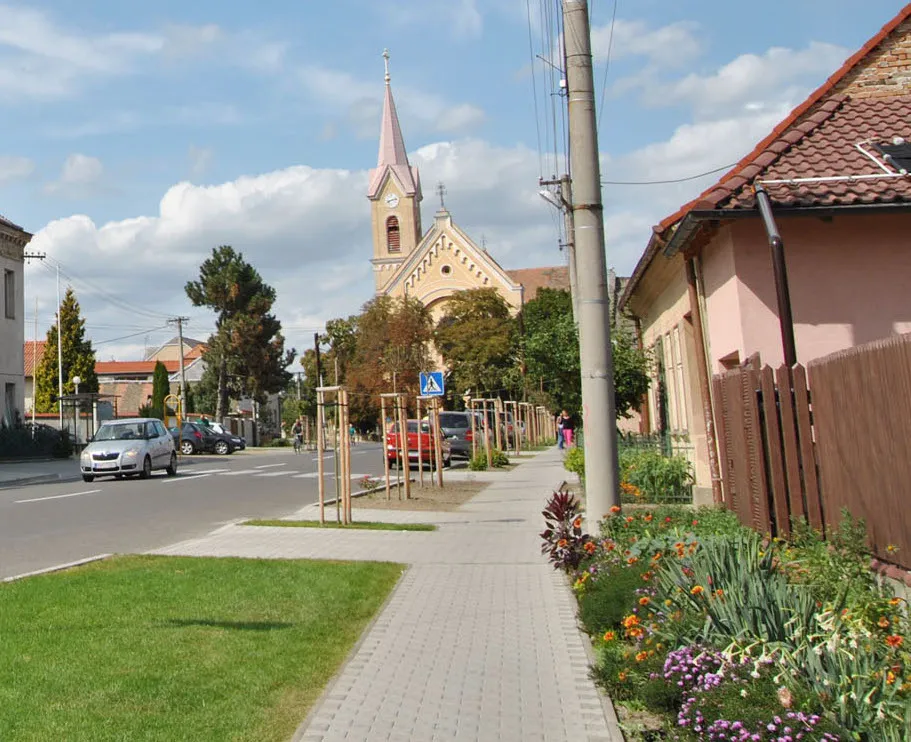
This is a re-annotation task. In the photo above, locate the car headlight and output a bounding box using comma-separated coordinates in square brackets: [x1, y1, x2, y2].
[122, 448, 141, 459]
[80, 451, 91, 462]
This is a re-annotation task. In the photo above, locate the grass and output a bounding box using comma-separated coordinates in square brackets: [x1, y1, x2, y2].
[243, 519, 436, 531]
[0, 554, 403, 742]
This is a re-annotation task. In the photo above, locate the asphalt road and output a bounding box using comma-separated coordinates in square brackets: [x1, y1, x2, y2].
[0, 443, 388, 580]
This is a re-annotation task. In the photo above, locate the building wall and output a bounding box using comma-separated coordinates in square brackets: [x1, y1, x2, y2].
[721, 213, 911, 368]
[0, 237, 25, 425]
[830, 17, 911, 101]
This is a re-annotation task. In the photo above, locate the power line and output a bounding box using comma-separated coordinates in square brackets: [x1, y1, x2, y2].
[525, 0, 544, 178]
[94, 325, 171, 346]
[597, 0, 619, 137]
[602, 162, 737, 186]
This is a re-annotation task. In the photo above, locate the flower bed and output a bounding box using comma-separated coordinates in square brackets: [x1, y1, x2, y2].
[541, 493, 911, 740]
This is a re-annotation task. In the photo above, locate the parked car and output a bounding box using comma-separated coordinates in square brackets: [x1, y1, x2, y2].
[169, 422, 218, 455]
[209, 422, 245, 450]
[438, 411, 474, 459]
[79, 418, 177, 482]
[386, 420, 451, 468]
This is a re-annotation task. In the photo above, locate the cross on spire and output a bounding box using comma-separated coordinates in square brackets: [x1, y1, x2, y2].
[436, 182, 447, 209]
[383, 48, 391, 84]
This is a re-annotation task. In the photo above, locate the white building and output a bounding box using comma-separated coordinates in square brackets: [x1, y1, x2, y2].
[0, 215, 32, 427]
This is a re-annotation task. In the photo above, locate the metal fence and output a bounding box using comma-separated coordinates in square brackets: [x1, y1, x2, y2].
[712, 334, 911, 571]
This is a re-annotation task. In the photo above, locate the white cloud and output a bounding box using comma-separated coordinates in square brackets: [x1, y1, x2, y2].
[0, 155, 34, 183]
[44, 153, 104, 196]
[297, 65, 486, 138]
[637, 42, 850, 118]
[592, 19, 703, 68]
[25, 141, 565, 362]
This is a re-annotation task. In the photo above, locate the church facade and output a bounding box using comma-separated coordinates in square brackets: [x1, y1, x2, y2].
[367, 54, 568, 319]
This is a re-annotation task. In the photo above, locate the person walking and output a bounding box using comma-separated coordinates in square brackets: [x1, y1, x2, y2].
[556, 412, 565, 450]
[559, 410, 575, 448]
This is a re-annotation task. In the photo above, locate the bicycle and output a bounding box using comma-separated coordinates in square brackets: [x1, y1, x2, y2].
[293, 433, 303, 454]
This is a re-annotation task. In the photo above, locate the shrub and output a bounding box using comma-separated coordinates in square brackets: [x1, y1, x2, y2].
[620, 448, 693, 503]
[578, 560, 649, 636]
[563, 446, 585, 479]
[468, 452, 488, 470]
[0, 424, 72, 459]
[269, 437, 291, 447]
[491, 449, 509, 467]
[540, 487, 593, 572]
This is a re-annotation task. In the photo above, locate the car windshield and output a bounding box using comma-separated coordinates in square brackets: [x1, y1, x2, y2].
[94, 422, 148, 441]
[439, 413, 468, 428]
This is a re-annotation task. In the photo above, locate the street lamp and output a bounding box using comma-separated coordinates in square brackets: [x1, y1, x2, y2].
[72, 375, 81, 395]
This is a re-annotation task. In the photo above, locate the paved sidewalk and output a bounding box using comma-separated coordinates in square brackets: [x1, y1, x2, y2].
[151, 449, 621, 742]
[0, 457, 79, 488]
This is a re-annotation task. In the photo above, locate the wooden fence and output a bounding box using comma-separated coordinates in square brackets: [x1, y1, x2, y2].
[712, 333, 911, 571]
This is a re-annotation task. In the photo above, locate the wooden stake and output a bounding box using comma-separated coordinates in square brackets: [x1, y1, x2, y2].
[317, 391, 325, 524]
[381, 396, 391, 501]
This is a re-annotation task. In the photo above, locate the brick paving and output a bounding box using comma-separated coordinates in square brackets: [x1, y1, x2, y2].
[150, 449, 622, 742]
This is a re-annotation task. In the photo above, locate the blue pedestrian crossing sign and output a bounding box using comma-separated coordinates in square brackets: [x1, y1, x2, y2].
[419, 371, 445, 396]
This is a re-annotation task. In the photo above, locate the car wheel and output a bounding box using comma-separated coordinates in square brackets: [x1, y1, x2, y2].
[114, 474, 123, 480]
[139, 456, 152, 479]
[180, 440, 195, 455]
[82, 474, 94, 483]
[166, 453, 178, 477]
[444, 456, 452, 468]
[214, 440, 230, 455]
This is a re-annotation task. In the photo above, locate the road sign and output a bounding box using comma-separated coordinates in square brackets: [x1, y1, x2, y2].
[419, 371, 445, 397]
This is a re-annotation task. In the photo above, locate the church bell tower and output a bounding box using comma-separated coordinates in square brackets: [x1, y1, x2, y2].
[368, 50, 423, 293]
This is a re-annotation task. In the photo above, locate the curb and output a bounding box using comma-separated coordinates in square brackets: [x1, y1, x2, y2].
[0, 472, 80, 490]
[3, 553, 112, 583]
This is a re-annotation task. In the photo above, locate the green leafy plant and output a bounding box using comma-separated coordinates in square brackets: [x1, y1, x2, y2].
[620, 448, 693, 503]
[577, 561, 649, 636]
[468, 452, 488, 470]
[563, 446, 585, 479]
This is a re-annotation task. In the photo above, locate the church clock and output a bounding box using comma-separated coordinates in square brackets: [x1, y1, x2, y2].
[384, 193, 400, 208]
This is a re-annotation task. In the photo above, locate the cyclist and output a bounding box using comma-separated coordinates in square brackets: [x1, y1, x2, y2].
[291, 417, 304, 454]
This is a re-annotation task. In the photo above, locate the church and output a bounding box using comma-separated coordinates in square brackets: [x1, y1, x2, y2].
[367, 52, 569, 319]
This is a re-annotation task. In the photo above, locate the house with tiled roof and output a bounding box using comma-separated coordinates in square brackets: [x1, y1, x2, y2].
[1, 216, 33, 426]
[619, 4, 911, 501]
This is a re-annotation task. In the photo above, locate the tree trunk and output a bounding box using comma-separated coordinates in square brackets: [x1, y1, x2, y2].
[216, 357, 228, 421]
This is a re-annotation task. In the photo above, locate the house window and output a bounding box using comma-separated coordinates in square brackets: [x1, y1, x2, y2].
[664, 332, 680, 431]
[3, 270, 13, 319]
[386, 216, 401, 253]
[440, 265, 452, 276]
[672, 325, 687, 432]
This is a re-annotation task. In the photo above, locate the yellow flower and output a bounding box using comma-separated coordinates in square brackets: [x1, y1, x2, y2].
[690, 585, 705, 596]
[886, 544, 898, 553]
[887, 671, 897, 685]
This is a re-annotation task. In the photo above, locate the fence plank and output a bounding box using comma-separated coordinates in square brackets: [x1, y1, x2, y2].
[775, 365, 806, 522]
[742, 367, 772, 533]
[792, 364, 823, 532]
[712, 375, 733, 507]
[724, 372, 751, 525]
[760, 366, 790, 536]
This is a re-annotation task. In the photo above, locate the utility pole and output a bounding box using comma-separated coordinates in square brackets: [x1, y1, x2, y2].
[539, 175, 579, 321]
[169, 317, 190, 417]
[563, 0, 620, 526]
[313, 332, 322, 387]
[23, 251, 46, 429]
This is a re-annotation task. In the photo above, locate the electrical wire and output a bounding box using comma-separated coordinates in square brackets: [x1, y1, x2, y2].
[526, 0, 545, 178]
[94, 325, 171, 346]
[602, 162, 737, 186]
[597, 0, 619, 137]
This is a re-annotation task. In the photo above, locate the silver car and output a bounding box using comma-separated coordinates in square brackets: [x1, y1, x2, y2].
[79, 418, 178, 483]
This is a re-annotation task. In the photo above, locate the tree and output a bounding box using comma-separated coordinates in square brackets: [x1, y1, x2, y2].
[34, 287, 98, 413]
[521, 288, 651, 419]
[149, 361, 170, 420]
[434, 288, 518, 401]
[185, 246, 295, 418]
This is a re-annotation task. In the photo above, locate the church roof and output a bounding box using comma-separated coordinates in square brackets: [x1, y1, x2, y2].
[506, 266, 570, 302]
[367, 74, 421, 200]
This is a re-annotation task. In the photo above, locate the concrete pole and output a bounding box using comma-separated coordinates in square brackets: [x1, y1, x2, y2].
[561, 175, 579, 322]
[564, 0, 620, 526]
[174, 317, 189, 417]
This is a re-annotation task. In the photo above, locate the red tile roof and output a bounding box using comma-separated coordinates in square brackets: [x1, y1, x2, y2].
[96, 360, 181, 376]
[655, 4, 911, 233]
[184, 343, 207, 360]
[507, 266, 570, 302]
[23, 341, 46, 377]
[622, 4, 911, 309]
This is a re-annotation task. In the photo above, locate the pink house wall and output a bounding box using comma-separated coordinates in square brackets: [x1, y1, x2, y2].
[701, 211, 911, 369]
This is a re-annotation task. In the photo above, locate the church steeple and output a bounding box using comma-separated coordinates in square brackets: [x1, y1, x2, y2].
[369, 49, 423, 293]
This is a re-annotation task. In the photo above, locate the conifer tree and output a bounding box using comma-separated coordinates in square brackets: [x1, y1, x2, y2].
[34, 287, 98, 413]
[150, 361, 170, 420]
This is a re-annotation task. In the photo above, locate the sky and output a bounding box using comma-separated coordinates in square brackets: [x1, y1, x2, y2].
[3, 0, 907, 364]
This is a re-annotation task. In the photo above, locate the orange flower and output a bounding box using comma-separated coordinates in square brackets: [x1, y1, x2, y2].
[627, 627, 645, 639]
[639, 597, 651, 606]
[610, 505, 622, 514]
[627, 556, 639, 565]
[690, 585, 705, 596]
[886, 635, 904, 648]
[714, 589, 725, 599]
[618, 671, 627, 681]
[635, 651, 648, 662]
[622, 614, 640, 628]
[887, 671, 897, 685]
[644, 513, 653, 522]
[573, 516, 583, 529]
[889, 598, 902, 607]
[583, 541, 597, 554]
[625, 516, 635, 524]
[603, 630, 616, 642]
[879, 616, 891, 629]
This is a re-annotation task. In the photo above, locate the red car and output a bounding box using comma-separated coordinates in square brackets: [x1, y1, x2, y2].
[386, 419, 452, 468]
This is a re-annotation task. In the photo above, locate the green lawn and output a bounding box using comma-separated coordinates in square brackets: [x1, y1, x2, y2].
[0, 555, 402, 742]
[243, 519, 436, 531]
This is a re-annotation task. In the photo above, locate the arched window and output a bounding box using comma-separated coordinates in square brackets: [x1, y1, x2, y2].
[386, 216, 401, 253]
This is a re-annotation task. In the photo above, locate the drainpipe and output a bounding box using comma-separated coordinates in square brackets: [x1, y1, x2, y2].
[754, 185, 798, 367]
[685, 256, 723, 505]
